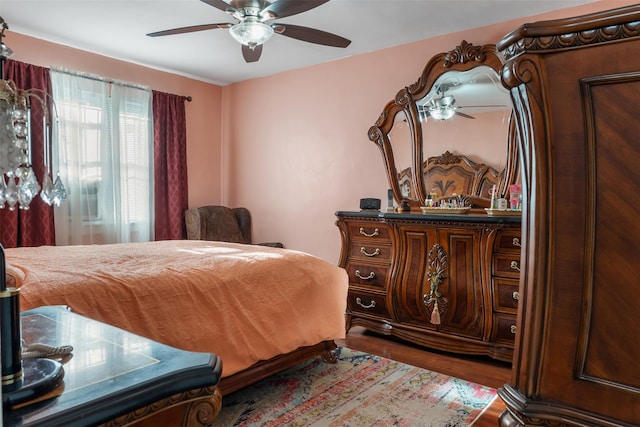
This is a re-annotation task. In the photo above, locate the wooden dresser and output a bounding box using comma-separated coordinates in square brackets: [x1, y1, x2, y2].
[496, 4, 640, 426]
[336, 210, 521, 362]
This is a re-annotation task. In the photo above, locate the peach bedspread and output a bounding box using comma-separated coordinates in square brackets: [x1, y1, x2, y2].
[5, 240, 348, 377]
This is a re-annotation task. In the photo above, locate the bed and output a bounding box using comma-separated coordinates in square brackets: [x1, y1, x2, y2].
[4, 240, 348, 395]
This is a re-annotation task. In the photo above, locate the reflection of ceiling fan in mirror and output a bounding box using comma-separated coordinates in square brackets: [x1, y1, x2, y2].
[146, 0, 351, 63]
[420, 83, 507, 121]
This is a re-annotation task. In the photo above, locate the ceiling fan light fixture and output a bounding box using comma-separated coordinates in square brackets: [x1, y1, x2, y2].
[229, 20, 274, 48]
[427, 95, 456, 120]
[429, 105, 456, 120]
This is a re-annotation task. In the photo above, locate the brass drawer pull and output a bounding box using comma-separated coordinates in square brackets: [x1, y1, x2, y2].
[512, 291, 519, 301]
[355, 270, 375, 280]
[513, 237, 521, 248]
[510, 260, 520, 272]
[361, 247, 381, 257]
[359, 227, 380, 238]
[356, 297, 376, 309]
[510, 325, 517, 334]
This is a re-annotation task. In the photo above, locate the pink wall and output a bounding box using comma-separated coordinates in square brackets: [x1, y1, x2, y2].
[5, 0, 635, 264]
[222, 0, 636, 263]
[6, 32, 224, 209]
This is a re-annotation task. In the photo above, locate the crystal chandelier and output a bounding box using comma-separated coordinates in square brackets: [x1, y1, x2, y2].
[0, 17, 66, 210]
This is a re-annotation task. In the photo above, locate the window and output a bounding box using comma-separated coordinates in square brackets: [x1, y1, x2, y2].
[50, 70, 153, 245]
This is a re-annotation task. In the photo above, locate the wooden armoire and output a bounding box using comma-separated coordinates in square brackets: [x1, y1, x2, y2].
[497, 5, 640, 426]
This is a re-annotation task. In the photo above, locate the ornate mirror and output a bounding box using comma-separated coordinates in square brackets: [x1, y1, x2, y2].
[369, 41, 518, 208]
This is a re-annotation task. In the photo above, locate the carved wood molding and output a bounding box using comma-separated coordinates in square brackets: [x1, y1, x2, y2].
[423, 244, 448, 325]
[498, 384, 594, 427]
[498, 6, 640, 60]
[443, 40, 486, 67]
[182, 388, 223, 427]
[430, 150, 462, 165]
[100, 386, 222, 427]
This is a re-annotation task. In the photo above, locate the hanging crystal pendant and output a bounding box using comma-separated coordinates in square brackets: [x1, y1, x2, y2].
[51, 172, 67, 207]
[4, 173, 19, 211]
[17, 166, 41, 209]
[0, 174, 7, 208]
[40, 173, 53, 205]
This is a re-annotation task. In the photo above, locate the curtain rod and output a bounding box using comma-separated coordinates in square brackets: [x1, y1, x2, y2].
[49, 66, 192, 101]
[50, 66, 151, 91]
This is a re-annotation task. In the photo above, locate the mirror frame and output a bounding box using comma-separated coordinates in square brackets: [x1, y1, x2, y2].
[368, 40, 518, 207]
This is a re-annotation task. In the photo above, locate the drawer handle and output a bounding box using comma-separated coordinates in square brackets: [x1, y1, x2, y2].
[512, 291, 519, 301]
[356, 297, 376, 309]
[513, 237, 521, 248]
[355, 270, 375, 280]
[361, 247, 381, 257]
[510, 260, 520, 272]
[359, 227, 380, 238]
[510, 325, 517, 334]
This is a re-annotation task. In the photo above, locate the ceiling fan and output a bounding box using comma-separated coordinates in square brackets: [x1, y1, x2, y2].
[422, 94, 475, 121]
[420, 83, 508, 121]
[146, 0, 351, 63]
[420, 84, 476, 121]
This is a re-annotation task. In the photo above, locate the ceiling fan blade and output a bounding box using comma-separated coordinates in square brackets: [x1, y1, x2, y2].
[200, 0, 238, 14]
[242, 44, 263, 62]
[263, 0, 329, 19]
[455, 111, 476, 119]
[457, 105, 509, 109]
[147, 23, 231, 37]
[277, 24, 351, 48]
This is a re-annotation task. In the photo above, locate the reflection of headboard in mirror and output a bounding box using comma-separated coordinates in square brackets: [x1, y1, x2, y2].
[423, 151, 500, 202]
[398, 150, 500, 205]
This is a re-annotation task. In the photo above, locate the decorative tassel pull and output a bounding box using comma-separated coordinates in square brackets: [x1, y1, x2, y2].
[430, 301, 441, 325]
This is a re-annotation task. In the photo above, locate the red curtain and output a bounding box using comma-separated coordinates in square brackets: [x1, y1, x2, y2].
[152, 90, 189, 240]
[0, 60, 56, 248]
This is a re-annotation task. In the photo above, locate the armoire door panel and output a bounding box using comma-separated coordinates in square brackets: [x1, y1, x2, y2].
[579, 76, 640, 392]
[537, 52, 640, 424]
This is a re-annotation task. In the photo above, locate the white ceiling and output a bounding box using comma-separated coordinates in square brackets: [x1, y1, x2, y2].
[1, 0, 596, 86]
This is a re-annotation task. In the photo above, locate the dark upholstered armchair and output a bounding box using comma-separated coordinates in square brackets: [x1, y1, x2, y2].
[184, 205, 284, 248]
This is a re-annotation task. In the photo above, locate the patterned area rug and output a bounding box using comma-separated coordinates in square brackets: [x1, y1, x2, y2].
[213, 347, 497, 426]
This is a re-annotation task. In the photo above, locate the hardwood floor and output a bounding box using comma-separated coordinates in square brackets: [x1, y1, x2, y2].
[336, 327, 512, 426]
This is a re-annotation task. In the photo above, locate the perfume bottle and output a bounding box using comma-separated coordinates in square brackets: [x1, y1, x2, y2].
[497, 194, 508, 210]
[490, 185, 497, 210]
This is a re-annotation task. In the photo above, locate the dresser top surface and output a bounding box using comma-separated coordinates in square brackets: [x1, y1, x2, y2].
[336, 210, 522, 224]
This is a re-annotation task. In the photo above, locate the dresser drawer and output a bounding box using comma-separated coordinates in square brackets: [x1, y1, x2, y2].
[348, 242, 392, 263]
[347, 290, 391, 318]
[492, 314, 517, 343]
[494, 230, 522, 253]
[347, 223, 392, 242]
[493, 253, 521, 278]
[345, 263, 389, 289]
[492, 277, 520, 313]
